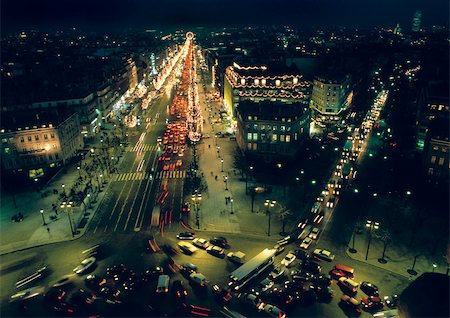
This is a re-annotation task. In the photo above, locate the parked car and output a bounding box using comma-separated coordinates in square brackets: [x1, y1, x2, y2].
[361, 296, 383, 310]
[273, 244, 285, 256]
[313, 274, 332, 286]
[227, 251, 246, 264]
[331, 264, 355, 279]
[212, 284, 232, 303]
[300, 237, 313, 250]
[239, 293, 262, 309]
[313, 249, 335, 262]
[259, 303, 287, 318]
[192, 238, 209, 249]
[360, 281, 379, 296]
[73, 257, 96, 275]
[281, 252, 296, 267]
[207, 245, 225, 257]
[176, 232, 195, 240]
[340, 294, 361, 314]
[209, 237, 228, 248]
[179, 263, 197, 275]
[383, 294, 399, 308]
[269, 266, 285, 280]
[302, 261, 322, 275]
[309, 228, 321, 240]
[251, 278, 274, 295]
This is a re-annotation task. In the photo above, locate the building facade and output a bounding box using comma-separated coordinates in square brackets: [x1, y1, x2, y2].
[224, 63, 311, 119]
[310, 74, 352, 120]
[236, 100, 310, 161]
[1, 112, 83, 179]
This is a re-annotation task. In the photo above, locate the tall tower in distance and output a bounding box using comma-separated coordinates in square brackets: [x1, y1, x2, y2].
[412, 10, 422, 33]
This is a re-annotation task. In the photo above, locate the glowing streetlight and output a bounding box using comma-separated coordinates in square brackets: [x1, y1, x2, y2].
[264, 199, 276, 237]
[365, 220, 380, 261]
[40, 209, 47, 226]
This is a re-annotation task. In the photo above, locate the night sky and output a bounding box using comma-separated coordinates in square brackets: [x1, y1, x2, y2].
[1, 0, 449, 32]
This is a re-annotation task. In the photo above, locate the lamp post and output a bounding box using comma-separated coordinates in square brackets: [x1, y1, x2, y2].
[87, 193, 91, 209]
[265, 199, 276, 237]
[365, 220, 379, 261]
[60, 202, 75, 238]
[77, 166, 81, 176]
[432, 263, 437, 273]
[230, 198, 234, 215]
[191, 191, 202, 229]
[408, 254, 420, 275]
[61, 184, 66, 197]
[224, 175, 228, 191]
[221, 159, 224, 172]
[40, 209, 47, 226]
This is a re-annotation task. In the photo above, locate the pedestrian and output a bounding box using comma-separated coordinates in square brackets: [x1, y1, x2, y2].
[47, 227, 50, 233]
[215, 175, 218, 181]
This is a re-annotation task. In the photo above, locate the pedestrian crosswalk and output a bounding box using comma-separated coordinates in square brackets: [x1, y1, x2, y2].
[127, 144, 158, 152]
[111, 170, 186, 182]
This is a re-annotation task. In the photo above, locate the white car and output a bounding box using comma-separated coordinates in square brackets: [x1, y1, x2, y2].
[309, 227, 321, 240]
[73, 257, 96, 275]
[281, 252, 296, 267]
[10, 286, 45, 302]
[192, 238, 209, 249]
[269, 266, 285, 280]
[178, 241, 198, 255]
[313, 249, 335, 262]
[300, 237, 313, 250]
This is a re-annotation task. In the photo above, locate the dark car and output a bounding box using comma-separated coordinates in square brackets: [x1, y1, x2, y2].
[179, 263, 197, 276]
[99, 286, 121, 301]
[268, 287, 296, 307]
[340, 295, 362, 315]
[85, 274, 106, 291]
[176, 232, 195, 240]
[141, 266, 164, 283]
[313, 274, 332, 287]
[302, 261, 322, 274]
[106, 264, 128, 281]
[161, 244, 178, 256]
[360, 281, 379, 296]
[171, 280, 188, 308]
[292, 249, 310, 261]
[70, 288, 96, 312]
[209, 237, 228, 248]
[312, 285, 334, 302]
[212, 284, 232, 303]
[383, 294, 399, 308]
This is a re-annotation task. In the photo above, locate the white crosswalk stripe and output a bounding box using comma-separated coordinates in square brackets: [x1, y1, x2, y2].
[155, 170, 186, 179]
[127, 144, 157, 152]
[111, 172, 154, 182]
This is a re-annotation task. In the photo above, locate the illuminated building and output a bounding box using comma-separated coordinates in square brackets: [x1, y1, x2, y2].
[424, 119, 449, 185]
[224, 63, 311, 118]
[236, 100, 310, 160]
[0, 112, 83, 179]
[310, 74, 352, 121]
[411, 10, 422, 33]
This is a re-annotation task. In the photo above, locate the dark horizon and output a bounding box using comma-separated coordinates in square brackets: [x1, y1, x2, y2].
[1, 0, 449, 33]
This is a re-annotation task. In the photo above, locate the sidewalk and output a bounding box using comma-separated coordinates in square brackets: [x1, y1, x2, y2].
[0, 125, 124, 255]
[346, 231, 449, 279]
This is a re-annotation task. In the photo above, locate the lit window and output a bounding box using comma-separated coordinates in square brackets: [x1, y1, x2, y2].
[276, 80, 281, 87]
[44, 134, 48, 140]
[272, 134, 277, 141]
[247, 133, 252, 141]
[272, 126, 277, 131]
[433, 146, 439, 151]
[51, 133, 55, 139]
[4, 147, 10, 154]
[252, 143, 257, 151]
[35, 135, 39, 141]
[280, 135, 285, 142]
[281, 126, 286, 132]
[431, 156, 436, 164]
[286, 135, 291, 143]
[438, 158, 445, 166]
[247, 143, 252, 150]
[28, 136, 32, 142]
[253, 133, 258, 141]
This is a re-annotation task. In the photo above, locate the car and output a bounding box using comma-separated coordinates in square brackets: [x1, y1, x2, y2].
[99, 286, 121, 301]
[207, 245, 225, 257]
[172, 280, 188, 308]
[340, 294, 361, 314]
[311, 202, 320, 214]
[273, 244, 285, 256]
[322, 187, 330, 196]
[259, 303, 287, 318]
[309, 228, 321, 240]
[240, 293, 262, 308]
[302, 261, 322, 274]
[313, 274, 332, 286]
[10, 286, 45, 302]
[291, 249, 310, 261]
[300, 237, 313, 250]
[178, 241, 198, 255]
[338, 277, 359, 295]
[212, 284, 232, 303]
[361, 296, 383, 310]
[383, 294, 399, 308]
[70, 288, 96, 307]
[73, 257, 96, 275]
[142, 266, 164, 282]
[192, 238, 209, 249]
[269, 266, 285, 280]
[360, 281, 379, 296]
[281, 252, 296, 267]
[326, 196, 335, 208]
[316, 194, 325, 202]
[312, 285, 334, 301]
[189, 273, 208, 287]
[313, 249, 335, 262]
[176, 232, 195, 240]
[51, 274, 77, 288]
[373, 309, 399, 318]
[85, 274, 106, 291]
[209, 237, 228, 248]
[251, 278, 274, 295]
[179, 263, 197, 275]
[44, 288, 67, 306]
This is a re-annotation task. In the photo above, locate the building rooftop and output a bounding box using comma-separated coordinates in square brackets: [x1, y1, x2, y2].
[1, 110, 77, 133]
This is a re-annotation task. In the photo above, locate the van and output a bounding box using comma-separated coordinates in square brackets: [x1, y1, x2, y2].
[331, 264, 355, 279]
[156, 275, 170, 293]
[338, 277, 359, 294]
[227, 251, 246, 264]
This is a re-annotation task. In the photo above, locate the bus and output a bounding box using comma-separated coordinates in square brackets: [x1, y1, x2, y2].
[228, 248, 276, 291]
[343, 141, 353, 155]
[342, 163, 353, 179]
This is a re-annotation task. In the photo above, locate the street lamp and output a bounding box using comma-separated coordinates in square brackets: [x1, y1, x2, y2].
[224, 175, 228, 191]
[230, 198, 234, 214]
[77, 166, 81, 176]
[40, 209, 47, 226]
[61, 184, 66, 197]
[191, 191, 202, 229]
[264, 199, 276, 237]
[432, 263, 437, 273]
[60, 201, 75, 238]
[221, 159, 224, 172]
[365, 220, 380, 261]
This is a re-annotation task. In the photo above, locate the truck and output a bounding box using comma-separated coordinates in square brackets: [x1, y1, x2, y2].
[227, 251, 246, 264]
[343, 141, 353, 155]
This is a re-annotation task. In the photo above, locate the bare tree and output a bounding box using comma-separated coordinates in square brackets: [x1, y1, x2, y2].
[376, 228, 392, 263]
[277, 204, 291, 236]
